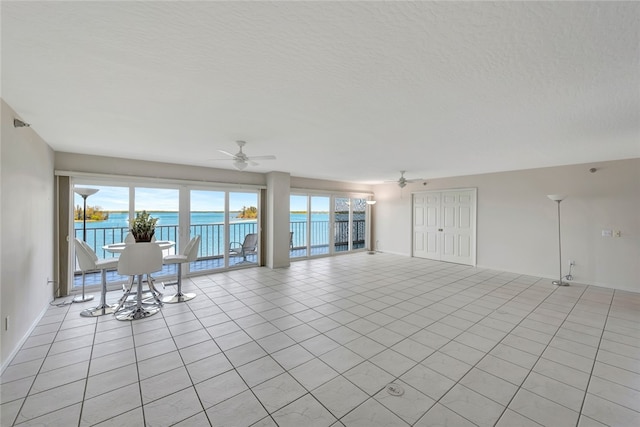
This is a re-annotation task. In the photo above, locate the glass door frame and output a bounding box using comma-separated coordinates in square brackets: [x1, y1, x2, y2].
[289, 191, 373, 260]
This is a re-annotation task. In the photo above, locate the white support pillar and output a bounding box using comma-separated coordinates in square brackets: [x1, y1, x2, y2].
[266, 171, 291, 269]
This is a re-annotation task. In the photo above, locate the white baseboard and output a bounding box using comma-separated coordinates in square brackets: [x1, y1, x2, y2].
[1, 303, 50, 375]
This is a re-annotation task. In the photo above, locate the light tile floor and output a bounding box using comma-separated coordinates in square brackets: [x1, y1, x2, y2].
[2, 253, 639, 426]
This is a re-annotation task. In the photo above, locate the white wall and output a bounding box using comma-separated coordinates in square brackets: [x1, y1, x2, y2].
[1, 100, 55, 370]
[55, 151, 266, 186]
[373, 159, 640, 292]
[266, 172, 291, 268]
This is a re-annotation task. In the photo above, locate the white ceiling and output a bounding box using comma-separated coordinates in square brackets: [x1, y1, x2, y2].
[2, 1, 639, 183]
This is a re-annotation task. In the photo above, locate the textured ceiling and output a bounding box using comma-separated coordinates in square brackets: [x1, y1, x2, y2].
[2, 1, 639, 183]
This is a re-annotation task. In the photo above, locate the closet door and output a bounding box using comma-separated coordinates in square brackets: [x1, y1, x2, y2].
[440, 190, 475, 264]
[413, 192, 441, 259]
[413, 189, 476, 266]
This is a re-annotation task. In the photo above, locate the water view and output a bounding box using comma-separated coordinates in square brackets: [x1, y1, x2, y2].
[74, 211, 342, 260]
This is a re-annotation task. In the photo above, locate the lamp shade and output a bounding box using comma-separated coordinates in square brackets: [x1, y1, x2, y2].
[75, 187, 99, 197]
[547, 194, 566, 202]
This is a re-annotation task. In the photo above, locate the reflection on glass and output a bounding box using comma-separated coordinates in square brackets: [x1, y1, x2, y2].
[352, 198, 366, 250]
[334, 197, 350, 252]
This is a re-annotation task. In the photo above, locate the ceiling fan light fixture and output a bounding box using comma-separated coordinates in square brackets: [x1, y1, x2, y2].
[234, 159, 247, 170]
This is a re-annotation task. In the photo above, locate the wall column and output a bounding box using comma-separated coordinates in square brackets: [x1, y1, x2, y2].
[265, 171, 290, 269]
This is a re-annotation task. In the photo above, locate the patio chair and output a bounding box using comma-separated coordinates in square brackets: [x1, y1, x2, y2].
[230, 233, 258, 263]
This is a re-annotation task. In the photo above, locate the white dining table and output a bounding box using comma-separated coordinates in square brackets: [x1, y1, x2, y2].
[102, 240, 175, 253]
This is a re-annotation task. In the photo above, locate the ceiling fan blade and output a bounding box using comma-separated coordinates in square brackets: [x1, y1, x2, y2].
[218, 150, 237, 158]
[249, 160, 260, 166]
[247, 155, 276, 161]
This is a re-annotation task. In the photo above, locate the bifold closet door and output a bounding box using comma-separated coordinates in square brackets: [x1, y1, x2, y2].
[413, 189, 476, 266]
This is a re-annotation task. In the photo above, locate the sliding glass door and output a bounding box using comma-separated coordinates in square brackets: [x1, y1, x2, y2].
[72, 184, 129, 259]
[290, 195, 308, 258]
[334, 197, 351, 252]
[310, 196, 330, 256]
[290, 194, 368, 258]
[70, 180, 261, 291]
[190, 190, 225, 272]
[352, 198, 367, 250]
[229, 192, 259, 266]
[134, 187, 179, 248]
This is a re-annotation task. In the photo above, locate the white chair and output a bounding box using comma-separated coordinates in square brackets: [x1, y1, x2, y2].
[74, 238, 119, 317]
[229, 233, 258, 263]
[115, 242, 163, 320]
[162, 235, 200, 303]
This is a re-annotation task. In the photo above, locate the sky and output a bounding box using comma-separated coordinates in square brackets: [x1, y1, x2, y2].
[74, 185, 258, 211]
[73, 185, 328, 211]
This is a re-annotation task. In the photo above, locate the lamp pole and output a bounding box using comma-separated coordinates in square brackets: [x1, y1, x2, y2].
[75, 188, 99, 241]
[547, 195, 568, 286]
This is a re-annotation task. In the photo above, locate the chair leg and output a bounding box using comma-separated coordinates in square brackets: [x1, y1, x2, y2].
[145, 275, 164, 305]
[80, 268, 116, 317]
[162, 263, 196, 303]
[115, 274, 160, 321]
[73, 271, 94, 303]
[114, 276, 135, 313]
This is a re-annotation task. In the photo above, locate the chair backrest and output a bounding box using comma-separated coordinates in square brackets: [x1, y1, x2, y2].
[74, 238, 97, 271]
[117, 242, 163, 276]
[183, 235, 201, 262]
[243, 233, 258, 251]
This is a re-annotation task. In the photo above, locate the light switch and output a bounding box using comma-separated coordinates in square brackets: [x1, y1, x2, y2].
[602, 230, 613, 237]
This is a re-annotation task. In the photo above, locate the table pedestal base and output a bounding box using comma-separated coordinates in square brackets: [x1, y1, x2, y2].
[163, 292, 196, 304]
[115, 304, 160, 321]
[73, 294, 94, 303]
[81, 304, 117, 317]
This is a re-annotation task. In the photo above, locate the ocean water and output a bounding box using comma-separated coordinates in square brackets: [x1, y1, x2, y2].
[78, 212, 329, 229]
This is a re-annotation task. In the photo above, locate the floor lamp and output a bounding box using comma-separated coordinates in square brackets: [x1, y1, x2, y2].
[73, 187, 99, 302]
[547, 194, 569, 286]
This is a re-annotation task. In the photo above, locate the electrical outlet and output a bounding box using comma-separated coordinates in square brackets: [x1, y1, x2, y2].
[615, 230, 622, 237]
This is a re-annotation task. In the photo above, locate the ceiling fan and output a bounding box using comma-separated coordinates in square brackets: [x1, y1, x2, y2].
[213, 140, 276, 170]
[387, 171, 424, 188]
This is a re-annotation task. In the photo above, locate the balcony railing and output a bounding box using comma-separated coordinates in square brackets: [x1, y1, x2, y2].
[74, 219, 366, 272]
